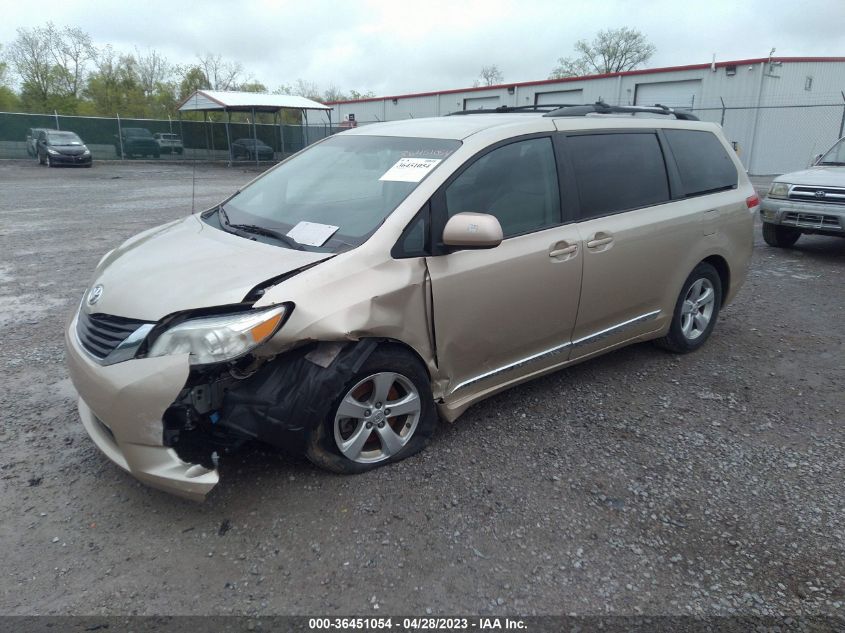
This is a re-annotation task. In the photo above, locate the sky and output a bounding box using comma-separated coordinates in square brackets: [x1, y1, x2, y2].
[2, 0, 844, 97]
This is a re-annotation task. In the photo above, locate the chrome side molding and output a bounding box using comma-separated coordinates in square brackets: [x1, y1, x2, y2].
[449, 310, 661, 395]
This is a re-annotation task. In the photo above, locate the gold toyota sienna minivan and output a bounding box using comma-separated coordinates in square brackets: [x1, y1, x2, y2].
[65, 103, 758, 500]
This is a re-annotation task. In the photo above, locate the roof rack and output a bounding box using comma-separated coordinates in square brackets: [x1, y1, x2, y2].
[447, 104, 581, 115]
[543, 101, 699, 121]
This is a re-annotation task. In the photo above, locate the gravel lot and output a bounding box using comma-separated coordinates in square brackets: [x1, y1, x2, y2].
[0, 160, 842, 618]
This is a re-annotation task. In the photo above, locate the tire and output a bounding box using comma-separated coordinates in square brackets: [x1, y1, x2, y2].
[762, 222, 801, 248]
[655, 262, 722, 354]
[305, 344, 438, 474]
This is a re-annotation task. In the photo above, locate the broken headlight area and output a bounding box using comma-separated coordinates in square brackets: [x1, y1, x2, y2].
[148, 305, 287, 366]
[162, 340, 379, 468]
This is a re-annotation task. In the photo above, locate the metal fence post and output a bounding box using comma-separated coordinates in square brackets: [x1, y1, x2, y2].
[116, 113, 125, 160]
[54, 110, 60, 130]
[839, 91, 845, 139]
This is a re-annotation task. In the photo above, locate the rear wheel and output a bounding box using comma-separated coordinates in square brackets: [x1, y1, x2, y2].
[762, 222, 801, 248]
[656, 262, 722, 354]
[306, 345, 437, 474]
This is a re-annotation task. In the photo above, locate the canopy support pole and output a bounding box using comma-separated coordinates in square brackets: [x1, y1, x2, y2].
[252, 107, 259, 167]
[225, 109, 233, 167]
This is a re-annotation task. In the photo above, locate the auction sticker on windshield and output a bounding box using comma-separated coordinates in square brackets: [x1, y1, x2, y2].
[286, 221, 340, 247]
[379, 158, 442, 183]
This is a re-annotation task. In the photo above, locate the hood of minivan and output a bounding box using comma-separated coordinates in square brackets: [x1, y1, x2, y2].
[774, 165, 845, 186]
[86, 215, 331, 322]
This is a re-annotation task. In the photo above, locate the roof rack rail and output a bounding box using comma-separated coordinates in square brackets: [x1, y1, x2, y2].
[543, 101, 699, 121]
[447, 104, 581, 115]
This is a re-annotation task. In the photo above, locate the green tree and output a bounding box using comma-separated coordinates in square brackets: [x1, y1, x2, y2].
[178, 65, 209, 100]
[550, 27, 655, 78]
[0, 45, 20, 110]
[348, 89, 375, 100]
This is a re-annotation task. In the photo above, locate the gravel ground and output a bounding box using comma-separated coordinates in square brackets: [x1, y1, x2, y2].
[0, 160, 842, 617]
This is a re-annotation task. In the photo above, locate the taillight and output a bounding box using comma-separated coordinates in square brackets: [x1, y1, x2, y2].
[746, 194, 760, 209]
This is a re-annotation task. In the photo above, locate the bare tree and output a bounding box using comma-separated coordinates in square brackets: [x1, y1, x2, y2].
[322, 84, 346, 102]
[46, 23, 96, 98]
[292, 78, 322, 102]
[134, 48, 172, 97]
[197, 53, 243, 91]
[474, 64, 503, 87]
[550, 27, 656, 78]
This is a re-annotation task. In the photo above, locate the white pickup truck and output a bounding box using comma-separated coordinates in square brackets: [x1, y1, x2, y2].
[152, 133, 184, 155]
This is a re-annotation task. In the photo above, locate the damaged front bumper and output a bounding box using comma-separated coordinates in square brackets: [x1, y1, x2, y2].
[65, 314, 219, 501]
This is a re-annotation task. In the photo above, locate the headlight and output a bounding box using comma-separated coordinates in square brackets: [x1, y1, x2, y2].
[149, 306, 286, 365]
[47, 148, 59, 155]
[767, 182, 790, 199]
[83, 148, 91, 156]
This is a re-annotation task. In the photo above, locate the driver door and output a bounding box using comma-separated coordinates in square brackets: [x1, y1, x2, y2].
[426, 135, 583, 402]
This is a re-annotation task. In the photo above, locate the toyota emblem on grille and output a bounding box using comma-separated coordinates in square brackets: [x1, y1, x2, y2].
[815, 190, 826, 199]
[87, 285, 104, 305]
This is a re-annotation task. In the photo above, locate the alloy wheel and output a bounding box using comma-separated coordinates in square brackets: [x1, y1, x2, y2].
[680, 278, 715, 340]
[333, 371, 422, 463]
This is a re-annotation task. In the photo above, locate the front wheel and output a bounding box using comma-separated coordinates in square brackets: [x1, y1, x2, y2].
[762, 222, 801, 248]
[656, 262, 722, 354]
[306, 345, 437, 474]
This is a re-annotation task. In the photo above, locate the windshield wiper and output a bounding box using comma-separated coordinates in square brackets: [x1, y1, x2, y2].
[818, 161, 845, 166]
[217, 206, 305, 250]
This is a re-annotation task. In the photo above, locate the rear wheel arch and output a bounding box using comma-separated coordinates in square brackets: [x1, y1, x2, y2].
[702, 254, 730, 306]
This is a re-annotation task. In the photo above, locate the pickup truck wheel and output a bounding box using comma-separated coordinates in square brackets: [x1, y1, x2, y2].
[306, 345, 437, 474]
[655, 262, 722, 354]
[762, 222, 801, 248]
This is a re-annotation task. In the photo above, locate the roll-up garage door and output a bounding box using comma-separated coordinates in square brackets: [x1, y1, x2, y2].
[535, 89, 583, 105]
[634, 80, 702, 109]
[463, 96, 500, 110]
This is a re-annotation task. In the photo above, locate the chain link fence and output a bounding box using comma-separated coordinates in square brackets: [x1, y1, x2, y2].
[687, 101, 845, 175]
[2, 100, 844, 175]
[0, 111, 341, 163]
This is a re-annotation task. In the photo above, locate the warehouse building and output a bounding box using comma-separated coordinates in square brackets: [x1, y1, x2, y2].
[326, 57, 845, 175]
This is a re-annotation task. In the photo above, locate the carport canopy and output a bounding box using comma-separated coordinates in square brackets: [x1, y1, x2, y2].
[177, 89, 333, 164]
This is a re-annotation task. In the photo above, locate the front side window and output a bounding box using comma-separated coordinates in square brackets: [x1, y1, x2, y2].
[568, 132, 670, 220]
[444, 137, 561, 238]
[221, 135, 460, 252]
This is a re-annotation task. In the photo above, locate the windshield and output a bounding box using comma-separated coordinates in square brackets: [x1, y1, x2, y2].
[221, 135, 460, 252]
[125, 128, 152, 138]
[818, 138, 845, 165]
[48, 131, 82, 144]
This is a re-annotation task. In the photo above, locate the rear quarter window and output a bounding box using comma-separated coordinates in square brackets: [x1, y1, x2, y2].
[568, 132, 670, 219]
[664, 129, 738, 197]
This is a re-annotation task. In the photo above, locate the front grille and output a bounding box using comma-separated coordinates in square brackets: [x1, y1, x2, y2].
[76, 311, 150, 360]
[788, 186, 845, 204]
[782, 212, 842, 230]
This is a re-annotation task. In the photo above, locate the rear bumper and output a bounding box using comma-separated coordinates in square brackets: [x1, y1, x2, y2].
[760, 197, 845, 234]
[65, 313, 218, 501]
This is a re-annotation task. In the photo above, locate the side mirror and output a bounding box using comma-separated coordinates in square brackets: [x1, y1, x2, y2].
[811, 153, 824, 166]
[442, 212, 503, 249]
